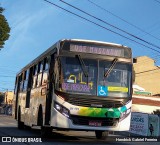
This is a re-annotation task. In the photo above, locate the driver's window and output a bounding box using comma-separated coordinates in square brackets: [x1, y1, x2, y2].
[64, 64, 82, 83]
[62, 57, 97, 92]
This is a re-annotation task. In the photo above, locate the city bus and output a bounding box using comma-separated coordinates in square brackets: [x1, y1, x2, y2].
[12, 39, 133, 139]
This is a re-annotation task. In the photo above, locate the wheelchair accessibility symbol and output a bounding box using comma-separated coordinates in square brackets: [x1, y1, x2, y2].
[98, 86, 108, 96]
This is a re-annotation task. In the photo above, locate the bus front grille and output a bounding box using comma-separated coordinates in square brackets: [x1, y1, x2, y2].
[70, 115, 118, 127]
[67, 96, 123, 108]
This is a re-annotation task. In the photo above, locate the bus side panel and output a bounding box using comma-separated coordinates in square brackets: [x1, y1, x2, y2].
[12, 94, 16, 119]
[23, 95, 33, 127]
[29, 87, 47, 126]
[24, 108, 30, 126]
[22, 90, 34, 127]
[18, 92, 26, 122]
[37, 85, 47, 125]
[118, 112, 131, 131]
[29, 88, 38, 126]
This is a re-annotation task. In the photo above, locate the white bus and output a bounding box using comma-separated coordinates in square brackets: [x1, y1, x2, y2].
[13, 39, 133, 139]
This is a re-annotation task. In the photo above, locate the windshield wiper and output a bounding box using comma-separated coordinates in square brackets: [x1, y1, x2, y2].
[104, 58, 118, 77]
[76, 55, 88, 77]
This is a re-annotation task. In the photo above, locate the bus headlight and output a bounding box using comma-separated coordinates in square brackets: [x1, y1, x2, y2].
[54, 102, 70, 118]
[55, 103, 62, 112]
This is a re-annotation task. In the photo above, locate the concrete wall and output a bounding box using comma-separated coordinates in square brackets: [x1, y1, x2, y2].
[132, 95, 160, 114]
[134, 56, 160, 95]
[4, 91, 14, 105]
[132, 104, 160, 114]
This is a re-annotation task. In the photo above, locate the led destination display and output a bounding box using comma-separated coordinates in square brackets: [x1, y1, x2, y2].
[70, 44, 131, 58]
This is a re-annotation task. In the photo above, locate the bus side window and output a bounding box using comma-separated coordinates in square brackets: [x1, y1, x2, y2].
[14, 77, 18, 94]
[37, 61, 43, 87]
[19, 73, 24, 92]
[23, 69, 29, 92]
[32, 65, 38, 88]
[42, 58, 49, 85]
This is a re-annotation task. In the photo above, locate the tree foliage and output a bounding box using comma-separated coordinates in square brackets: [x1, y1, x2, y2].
[0, 6, 10, 49]
[0, 92, 4, 106]
[152, 109, 160, 116]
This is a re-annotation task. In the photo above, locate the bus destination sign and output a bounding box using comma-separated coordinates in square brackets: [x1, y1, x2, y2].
[70, 44, 125, 57]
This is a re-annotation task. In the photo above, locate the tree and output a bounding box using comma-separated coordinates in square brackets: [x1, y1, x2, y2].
[0, 92, 4, 106]
[152, 109, 160, 116]
[0, 6, 10, 49]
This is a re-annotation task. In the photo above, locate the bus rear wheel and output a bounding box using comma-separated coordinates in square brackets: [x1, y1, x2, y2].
[95, 131, 109, 139]
[24, 125, 31, 130]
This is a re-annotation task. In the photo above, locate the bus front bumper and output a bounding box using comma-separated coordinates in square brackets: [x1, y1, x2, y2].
[50, 108, 131, 131]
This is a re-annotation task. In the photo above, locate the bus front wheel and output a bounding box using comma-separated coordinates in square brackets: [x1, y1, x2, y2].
[41, 127, 53, 137]
[38, 107, 52, 137]
[95, 131, 109, 139]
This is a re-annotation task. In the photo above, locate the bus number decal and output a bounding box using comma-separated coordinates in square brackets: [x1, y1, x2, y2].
[70, 107, 79, 111]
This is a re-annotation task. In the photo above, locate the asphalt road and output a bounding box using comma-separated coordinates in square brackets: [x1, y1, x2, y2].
[0, 115, 159, 145]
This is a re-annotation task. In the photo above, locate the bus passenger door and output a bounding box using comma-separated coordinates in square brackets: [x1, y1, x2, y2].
[45, 54, 55, 125]
[14, 76, 20, 119]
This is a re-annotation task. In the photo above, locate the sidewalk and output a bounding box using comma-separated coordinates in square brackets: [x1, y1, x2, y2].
[111, 131, 143, 137]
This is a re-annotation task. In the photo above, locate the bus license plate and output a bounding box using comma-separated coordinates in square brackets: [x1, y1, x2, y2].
[89, 121, 102, 126]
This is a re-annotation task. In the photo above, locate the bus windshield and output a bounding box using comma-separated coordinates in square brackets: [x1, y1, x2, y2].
[59, 56, 132, 97]
[98, 60, 132, 97]
[60, 56, 97, 95]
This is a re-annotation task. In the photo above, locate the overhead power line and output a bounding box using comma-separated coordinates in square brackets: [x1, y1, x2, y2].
[60, 0, 160, 50]
[87, 0, 160, 41]
[0, 75, 15, 78]
[43, 0, 160, 54]
[0, 87, 14, 91]
[135, 71, 160, 77]
[135, 68, 160, 74]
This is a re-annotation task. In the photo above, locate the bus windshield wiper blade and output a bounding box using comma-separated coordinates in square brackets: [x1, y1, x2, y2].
[104, 58, 118, 77]
[76, 55, 88, 77]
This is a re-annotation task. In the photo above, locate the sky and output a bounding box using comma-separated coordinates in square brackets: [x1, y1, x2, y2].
[0, 0, 160, 92]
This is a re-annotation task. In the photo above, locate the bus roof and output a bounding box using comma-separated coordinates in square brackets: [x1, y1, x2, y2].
[61, 39, 128, 48]
[16, 39, 130, 76]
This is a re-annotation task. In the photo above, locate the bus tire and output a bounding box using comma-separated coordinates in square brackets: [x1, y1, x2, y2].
[17, 107, 24, 130]
[37, 106, 49, 137]
[95, 131, 108, 139]
[24, 125, 31, 130]
[37, 106, 43, 126]
[41, 127, 53, 138]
